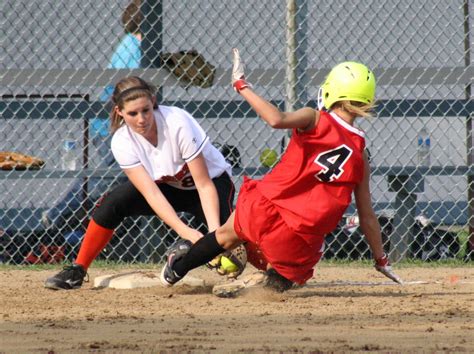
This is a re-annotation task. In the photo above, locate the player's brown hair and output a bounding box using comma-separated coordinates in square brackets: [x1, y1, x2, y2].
[122, 0, 142, 34]
[110, 76, 157, 133]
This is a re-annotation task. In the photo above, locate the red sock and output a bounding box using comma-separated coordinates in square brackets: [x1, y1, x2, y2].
[75, 219, 114, 270]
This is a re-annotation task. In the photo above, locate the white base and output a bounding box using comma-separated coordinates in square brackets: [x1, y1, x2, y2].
[93, 271, 205, 289]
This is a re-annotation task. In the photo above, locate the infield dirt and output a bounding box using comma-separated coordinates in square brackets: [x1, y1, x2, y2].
[1, 264, 473, 353]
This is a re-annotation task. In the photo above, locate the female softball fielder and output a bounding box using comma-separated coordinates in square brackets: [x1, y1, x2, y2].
[45, 76, 235, 290]
[160, 49, 402, 294]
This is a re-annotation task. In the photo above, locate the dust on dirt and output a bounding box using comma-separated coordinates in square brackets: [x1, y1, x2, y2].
[1, 264, 473, 353]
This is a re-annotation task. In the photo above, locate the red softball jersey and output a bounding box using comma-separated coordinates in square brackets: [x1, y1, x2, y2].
[256, 110, 366, 240]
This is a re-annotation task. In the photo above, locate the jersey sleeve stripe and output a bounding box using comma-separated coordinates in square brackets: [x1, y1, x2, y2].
[119, 161, 141, 169]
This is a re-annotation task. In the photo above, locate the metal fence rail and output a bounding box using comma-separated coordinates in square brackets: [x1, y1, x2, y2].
[1, 0, 472, 265]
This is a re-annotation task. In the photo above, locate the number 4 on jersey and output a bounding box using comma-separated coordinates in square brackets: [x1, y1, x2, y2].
[314, 144, 352, 182]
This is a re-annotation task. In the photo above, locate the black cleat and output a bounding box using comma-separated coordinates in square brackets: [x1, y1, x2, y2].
[265, 268, 294, 292]
[44, 264, 87, 290]
[160, 239, 192, 287]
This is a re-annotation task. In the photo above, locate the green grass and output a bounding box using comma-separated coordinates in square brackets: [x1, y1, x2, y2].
[319, 258, 473, 268]
[0, 260, 162, 271]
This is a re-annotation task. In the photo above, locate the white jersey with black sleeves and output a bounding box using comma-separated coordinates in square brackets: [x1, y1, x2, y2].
[111, 105, 231, 190]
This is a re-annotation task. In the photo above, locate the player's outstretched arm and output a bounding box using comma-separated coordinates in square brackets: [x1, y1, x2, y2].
[232, 48, 316, 131]
[355, 153, 403, 284]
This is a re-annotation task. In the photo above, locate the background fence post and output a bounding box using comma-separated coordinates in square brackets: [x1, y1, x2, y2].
[140, 0, 167, 262]
[141, 0, 162, 69]
[283, 0, 308, 151]
[463, 0, 473, 257]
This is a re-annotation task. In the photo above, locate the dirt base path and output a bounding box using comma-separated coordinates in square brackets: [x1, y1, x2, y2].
[1, 264, 473, 353]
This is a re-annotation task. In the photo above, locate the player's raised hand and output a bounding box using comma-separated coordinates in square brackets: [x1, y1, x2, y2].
[374, 253, 403, 284]
[232, 48, 252, 93]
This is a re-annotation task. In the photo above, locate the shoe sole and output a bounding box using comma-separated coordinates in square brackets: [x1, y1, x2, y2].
[44, 280, 80, 290]
[44, 283, 63, 290]
[159, 266, 173, 287]
[159, 240, 191, 287]
[212, 272, 268, 298]
[212, 281, 247, 298]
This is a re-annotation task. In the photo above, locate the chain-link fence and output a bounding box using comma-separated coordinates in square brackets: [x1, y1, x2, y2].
[1, 0, 472, 265]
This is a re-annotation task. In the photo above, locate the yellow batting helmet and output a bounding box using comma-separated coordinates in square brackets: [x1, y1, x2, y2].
[318, 61, 376, 110]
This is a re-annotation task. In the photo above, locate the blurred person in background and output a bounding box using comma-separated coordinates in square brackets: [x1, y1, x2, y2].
[41, 0, 143, 245]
